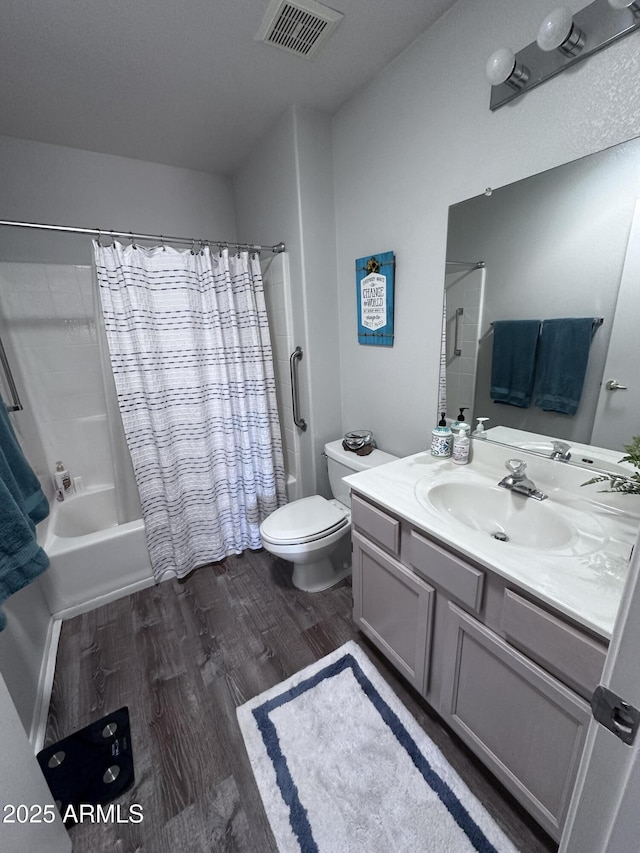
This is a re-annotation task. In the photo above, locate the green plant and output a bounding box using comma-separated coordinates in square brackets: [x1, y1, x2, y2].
[582, 435, 640, 495]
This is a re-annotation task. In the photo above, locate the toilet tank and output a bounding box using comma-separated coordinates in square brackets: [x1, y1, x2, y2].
[324, 439, 398, 507]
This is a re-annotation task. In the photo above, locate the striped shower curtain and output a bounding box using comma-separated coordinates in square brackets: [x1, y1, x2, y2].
[94, 241, 287, 581]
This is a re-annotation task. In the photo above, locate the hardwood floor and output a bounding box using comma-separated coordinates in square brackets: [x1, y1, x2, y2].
[46, 550, 557, 852]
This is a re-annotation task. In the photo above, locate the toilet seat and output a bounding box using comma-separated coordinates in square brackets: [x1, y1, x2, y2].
[260, 495, 349, 546]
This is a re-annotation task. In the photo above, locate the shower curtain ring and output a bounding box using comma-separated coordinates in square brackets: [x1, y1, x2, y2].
[96, 230, 102, 247]
[160, 235, 166, 252]
[190, 239, 196, 255]
[129, 232, 137, 249]
[110, 230, 116, 247]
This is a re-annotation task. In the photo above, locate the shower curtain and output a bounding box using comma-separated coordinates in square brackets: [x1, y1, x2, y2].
[94, 241, 287, 581]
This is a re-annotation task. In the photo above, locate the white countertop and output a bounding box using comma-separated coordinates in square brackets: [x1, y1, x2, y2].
[344, 441, 640, 640]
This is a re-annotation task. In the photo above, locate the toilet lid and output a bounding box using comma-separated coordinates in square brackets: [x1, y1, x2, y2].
[261, 495, 348, 545]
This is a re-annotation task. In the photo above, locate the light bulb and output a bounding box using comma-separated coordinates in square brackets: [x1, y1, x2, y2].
[485, 47, 529, 89]
[485, 48, 516, 85]
[537, 7, 573, 50]
[537, 7, 585, 56]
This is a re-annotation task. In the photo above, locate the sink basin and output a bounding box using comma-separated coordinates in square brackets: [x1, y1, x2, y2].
[417, 481, 575, 549]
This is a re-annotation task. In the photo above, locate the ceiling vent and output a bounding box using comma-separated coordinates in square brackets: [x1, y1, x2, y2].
[256, 0, 344, 59]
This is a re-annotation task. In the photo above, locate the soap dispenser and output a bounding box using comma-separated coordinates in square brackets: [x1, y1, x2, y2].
[452, 422, 471, 465]
[431, 413, 452, 457]
[472, 417, 489, 439]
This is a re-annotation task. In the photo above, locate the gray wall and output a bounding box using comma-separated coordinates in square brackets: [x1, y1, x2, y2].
[0, 134, 237, 264]
[0, 581, 52, 739]
[333, 0, 640, 458]
[234, 106, 341, 497]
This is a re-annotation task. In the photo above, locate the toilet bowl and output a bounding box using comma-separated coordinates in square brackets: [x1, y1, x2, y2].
[259, 439, 397, 592]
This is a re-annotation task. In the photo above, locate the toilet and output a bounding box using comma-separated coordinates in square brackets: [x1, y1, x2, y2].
[260, 439, 398, 592]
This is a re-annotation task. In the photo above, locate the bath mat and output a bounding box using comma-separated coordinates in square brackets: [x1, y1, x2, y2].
[237, 642, 518, 853]
[37, 706, 134, 825]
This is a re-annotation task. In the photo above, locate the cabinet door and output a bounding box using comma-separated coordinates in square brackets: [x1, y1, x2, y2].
[352, 531, 434, 693]
[441, 603, 591, 842]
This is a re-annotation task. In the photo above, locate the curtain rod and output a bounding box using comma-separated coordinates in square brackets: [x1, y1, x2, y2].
[0, 219, 286, 254]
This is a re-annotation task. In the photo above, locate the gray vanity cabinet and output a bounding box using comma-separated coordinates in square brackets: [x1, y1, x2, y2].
[350, 490, 605, 843]
[351, 530, 434, 694]
[441, 602, 591, 840]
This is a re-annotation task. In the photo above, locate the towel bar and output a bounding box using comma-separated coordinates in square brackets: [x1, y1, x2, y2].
[0, 334, 23, 412]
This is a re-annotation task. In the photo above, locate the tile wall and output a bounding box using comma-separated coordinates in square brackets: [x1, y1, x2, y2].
[444, 267, 486, 427]
[0, 263, 114, 491]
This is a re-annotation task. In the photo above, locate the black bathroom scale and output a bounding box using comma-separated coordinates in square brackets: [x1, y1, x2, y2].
[37, 706, 134, 825]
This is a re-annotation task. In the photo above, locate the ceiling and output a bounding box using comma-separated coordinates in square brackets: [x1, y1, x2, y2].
[0, 0, 458, 176]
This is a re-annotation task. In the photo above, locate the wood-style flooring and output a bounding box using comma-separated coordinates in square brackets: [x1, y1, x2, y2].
[46, 550, 557, 852]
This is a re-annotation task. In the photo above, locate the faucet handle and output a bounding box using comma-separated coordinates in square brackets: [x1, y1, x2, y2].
[505, 458, 527, 479]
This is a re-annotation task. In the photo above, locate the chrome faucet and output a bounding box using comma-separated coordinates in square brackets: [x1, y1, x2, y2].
[549, 440, 571, 462]
[498, 459, 548, 501]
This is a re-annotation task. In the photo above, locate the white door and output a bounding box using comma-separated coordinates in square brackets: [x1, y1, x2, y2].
[0, 674, 71, 853]
[560, 523, 640, 852]
[591, 199, 640, 452]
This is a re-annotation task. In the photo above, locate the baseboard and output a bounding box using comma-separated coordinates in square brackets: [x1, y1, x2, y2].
[29, 616, 62, 753]
[50, 576, 155, 622]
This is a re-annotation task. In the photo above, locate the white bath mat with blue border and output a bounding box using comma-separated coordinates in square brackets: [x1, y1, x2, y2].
[237, 641, 519, 852]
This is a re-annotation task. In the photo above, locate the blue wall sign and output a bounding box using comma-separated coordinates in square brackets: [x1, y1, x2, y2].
[355, 251, 395, 347]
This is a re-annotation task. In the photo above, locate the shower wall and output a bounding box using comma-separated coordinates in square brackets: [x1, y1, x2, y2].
[444, 267, 485, 426]
[0, 262, 113, 493]
[262, 252, 301, 501]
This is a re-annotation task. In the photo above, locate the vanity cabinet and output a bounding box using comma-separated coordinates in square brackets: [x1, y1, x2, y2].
[350, 490, 607, 842]
[441, 603, 591, 839]
[351, 531, 434, 694]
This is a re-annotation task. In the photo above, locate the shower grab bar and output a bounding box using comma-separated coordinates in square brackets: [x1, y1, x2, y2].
[0, 334, 23, 412]
[289, 346, 307, 432]
[454, 307, 463, 357]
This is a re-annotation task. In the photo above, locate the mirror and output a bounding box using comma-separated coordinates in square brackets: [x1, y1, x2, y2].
[443, 135, 640, 469]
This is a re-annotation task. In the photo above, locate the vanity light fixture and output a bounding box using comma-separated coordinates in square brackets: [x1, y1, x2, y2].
[487, 0, 640, 110]
[608, 0, 640, 13]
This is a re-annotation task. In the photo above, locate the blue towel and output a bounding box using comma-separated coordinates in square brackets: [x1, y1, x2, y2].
[490, 320, 541, 408]
[0, 402, 49, 631]
[532, 318, 595, 416]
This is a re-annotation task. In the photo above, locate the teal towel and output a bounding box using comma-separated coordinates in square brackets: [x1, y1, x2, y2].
[490, 320, 541, 408]
[532, 318, 595, 416]
[0, 402, 50, 631]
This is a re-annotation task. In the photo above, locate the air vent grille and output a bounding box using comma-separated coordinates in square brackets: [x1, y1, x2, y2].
[256, 0, 344, 59]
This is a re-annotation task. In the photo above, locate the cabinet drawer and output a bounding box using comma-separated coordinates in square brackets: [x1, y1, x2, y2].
[351, 494, 400, 556]
[501, 590, 607, 699]
[409, 530, 484, 612]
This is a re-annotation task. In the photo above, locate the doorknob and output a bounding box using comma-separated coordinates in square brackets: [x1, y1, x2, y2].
[605, 379, 628, 391]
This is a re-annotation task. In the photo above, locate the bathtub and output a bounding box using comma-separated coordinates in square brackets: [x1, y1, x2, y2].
[39, 486, 154, 619]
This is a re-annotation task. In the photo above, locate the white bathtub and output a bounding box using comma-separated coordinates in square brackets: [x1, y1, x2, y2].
[39, 486, 154, 619]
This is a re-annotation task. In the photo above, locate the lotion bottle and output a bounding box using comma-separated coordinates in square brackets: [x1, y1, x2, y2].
[54, 461, 74, 497]
[452, 422, 471, 465]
